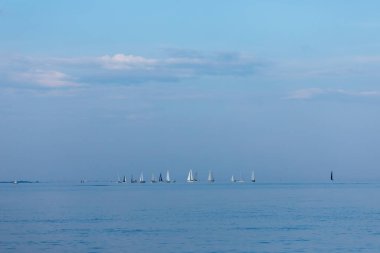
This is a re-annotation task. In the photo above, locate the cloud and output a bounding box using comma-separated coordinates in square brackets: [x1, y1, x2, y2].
[99, 54, 157, 70]
[5, 50, 380, 90]
[0, 50, 262, 88]
[285, 88, 324, 100]
[11, 70, 77, 88]
[286, 88, 380, 100]
[338, 89, 380, 97]
[273, 55, 380, 80]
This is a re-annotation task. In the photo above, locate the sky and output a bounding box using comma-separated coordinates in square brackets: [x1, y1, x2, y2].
[1, 0, 380, 182]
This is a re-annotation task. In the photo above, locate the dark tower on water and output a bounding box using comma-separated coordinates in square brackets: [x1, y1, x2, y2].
[330, 171, 334, 181]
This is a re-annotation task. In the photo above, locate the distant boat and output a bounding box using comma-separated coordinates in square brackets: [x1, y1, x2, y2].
[151, 174, 157, 183]
[122, 176, 127, 183]
[237, 173, 244, 183]
[251, 171, 256, 183]
[13, 180, 18, 184]
[139, 173, 146, 183]
[166, 170, 171, 183]
[232, 173, 244, 183]
[330, 171, 334, 181]
[158, 173, 163, 183]
[130, 175, 137, 183]
[208, 170, 215, 183]
[187, 169, 197, 183]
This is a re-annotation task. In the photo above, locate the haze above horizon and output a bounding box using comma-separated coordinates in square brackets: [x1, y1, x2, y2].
[1, 1, 380, 181]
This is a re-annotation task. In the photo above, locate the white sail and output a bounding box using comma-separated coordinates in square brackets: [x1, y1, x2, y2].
[166, 170, 171, 183]
[151, 173, 156, 183]
[237, 173, 244, 183]
[139, 172, 145, 183]
[251, 170, 255, 182]
[231, 175, 235, 182]
[208, 170, 215, 182]
[187, 169, 194, 182]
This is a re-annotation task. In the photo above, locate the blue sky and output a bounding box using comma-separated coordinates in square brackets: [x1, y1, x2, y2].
[1, 1, 380, 182]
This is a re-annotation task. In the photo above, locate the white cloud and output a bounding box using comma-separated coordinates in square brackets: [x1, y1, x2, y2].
[99, 54, 157, 70]
[335, 89, 380, 97]
[11, 70, 77, 88]
[0, 50, 260, 88]
[356, 91, 380, 96]
[5, 50, 380, 90]
[286, 88, 380, 100]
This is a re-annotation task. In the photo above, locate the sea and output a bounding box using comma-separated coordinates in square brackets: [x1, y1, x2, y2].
[1, 182, 380, 253]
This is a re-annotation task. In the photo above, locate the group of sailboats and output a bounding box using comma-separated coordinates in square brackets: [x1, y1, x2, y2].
[231, 171, 256, 183]
[231, 174, 244, 183]
[188, 170, 255, 183]
[187, 169, 215, 183]
[118, 170, 258, 184]
[120, 170, 175, 184]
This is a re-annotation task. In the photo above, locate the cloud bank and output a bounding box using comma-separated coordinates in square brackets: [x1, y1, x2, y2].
[0, 50, 261, 88]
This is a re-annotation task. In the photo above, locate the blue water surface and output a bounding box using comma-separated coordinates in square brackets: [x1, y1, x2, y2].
[1, 182, 379, 252]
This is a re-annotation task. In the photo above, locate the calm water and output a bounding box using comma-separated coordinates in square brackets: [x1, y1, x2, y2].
[1, 182, 380, 252]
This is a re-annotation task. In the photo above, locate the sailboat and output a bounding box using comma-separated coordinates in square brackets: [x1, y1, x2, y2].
[165, 170, 171, 183]
[130, 175, 137, 183]
[330, 171, 334, 181]
[251, 170, 256, 183]
[139, 172, 146, 183]
[208, 170, 215, 183]
[151, 174, 157, 183]
[158, 173, 163, 183]
[235, 173, 244, 183]
[122, 176, 127, 183]
[187, 169, 197, 183]
[231, 175, 236, 183]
